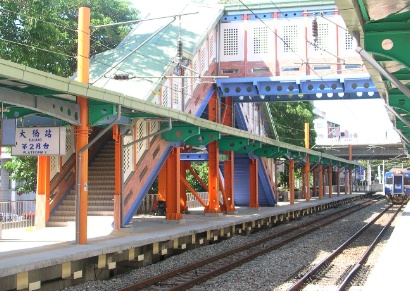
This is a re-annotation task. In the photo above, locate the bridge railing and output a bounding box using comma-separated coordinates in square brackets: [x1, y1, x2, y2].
[0, 200, 36, 230]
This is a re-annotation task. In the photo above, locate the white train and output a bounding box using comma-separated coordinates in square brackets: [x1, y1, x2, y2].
[384, 168, 410, 204]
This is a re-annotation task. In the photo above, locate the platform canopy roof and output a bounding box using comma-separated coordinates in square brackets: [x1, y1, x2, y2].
[0, 59, 358, 168]
[334, 0, 410, 153]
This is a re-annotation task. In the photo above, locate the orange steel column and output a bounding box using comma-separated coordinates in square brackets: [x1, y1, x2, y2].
[180, 161, 188, 212]
[313, 167, 317, 197]
[249, 159, 259, 208]
[289, 160, 295, 205]
[224, 151, 236, 212]
[113, 125, 121, 229]
[318, 164, 323, 200]
[304, 123, 310, 202]
[222, 98, 235, 213]
[77, 7, 90, 244]
[37, 156, 50, 222]
[345, 168, 348, 195]
[349, 144, 353, 195]
[158, 161, 167, 202]
[328, 166, 333, 198]
[337, 168, 341, 196]
[205, 140, 221, 213]
[205, 92, 221, 214]
[166, 148, 182, 220]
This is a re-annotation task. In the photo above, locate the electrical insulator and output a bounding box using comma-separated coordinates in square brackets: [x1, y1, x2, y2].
[177, 39, 183, 63]
[114, 74, 130, 80]
[312, 16, 318, 43]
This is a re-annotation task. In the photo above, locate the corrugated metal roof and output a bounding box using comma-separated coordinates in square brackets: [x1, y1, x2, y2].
[88, 2, 223, 100]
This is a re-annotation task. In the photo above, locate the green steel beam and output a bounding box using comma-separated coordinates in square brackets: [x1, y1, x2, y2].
[89, 103, 118, 125]
[218, 137, 249, 151]
[381, 68, 410, 81]
[235, 141, 262, 153]
[389, 93, 410, 114]
[364, 12, 410, 69]
[285, 150, 305, 161]
[254, 145, 287, 158]
[185, 130, 220, 146]
[357, 0, 370, 22]
[309, 155, 321, 163]
[161, 123, 200, 142]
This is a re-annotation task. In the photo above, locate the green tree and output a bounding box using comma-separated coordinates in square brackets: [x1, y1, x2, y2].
[3, 155, 38, 194]
[0, 0, 139, 77]
[270, 101, 317, 188]
[0, 0, 139, 193]
[186, 162, 208, 192]
[269, 101, 316, 147]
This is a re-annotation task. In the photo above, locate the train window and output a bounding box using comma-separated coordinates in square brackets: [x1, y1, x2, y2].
[386, 177, 393, 184]
[404, 177, 410, 184]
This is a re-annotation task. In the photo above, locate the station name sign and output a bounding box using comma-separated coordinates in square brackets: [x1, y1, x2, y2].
[12, 127, 66, 156]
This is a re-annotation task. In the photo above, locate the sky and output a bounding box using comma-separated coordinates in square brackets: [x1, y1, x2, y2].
[131, 0, 402, 145]
[313, 99, 401, 144]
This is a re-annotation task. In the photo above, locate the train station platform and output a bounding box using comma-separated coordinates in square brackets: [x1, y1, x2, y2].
[363, 201, 410, 291]
[0, 193, 373, 290]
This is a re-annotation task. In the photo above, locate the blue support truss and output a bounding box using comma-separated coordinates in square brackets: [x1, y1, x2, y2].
[216, 75, 380, 102]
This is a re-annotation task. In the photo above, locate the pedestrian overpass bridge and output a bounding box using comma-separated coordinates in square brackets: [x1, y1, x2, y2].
[0, 0, 408, 243]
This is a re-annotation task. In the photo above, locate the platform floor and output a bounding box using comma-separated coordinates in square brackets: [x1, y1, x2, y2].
[0, 192, 402, 289]
[362, 201, 410, 291]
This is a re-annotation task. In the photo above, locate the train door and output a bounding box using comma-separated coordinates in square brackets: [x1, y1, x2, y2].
[393, 175, 403, 194]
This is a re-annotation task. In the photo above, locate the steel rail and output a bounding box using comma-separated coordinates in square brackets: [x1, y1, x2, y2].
[336, 204, 404, 291]
[119, 198, 378, 291]
[287, 204, 395, 291]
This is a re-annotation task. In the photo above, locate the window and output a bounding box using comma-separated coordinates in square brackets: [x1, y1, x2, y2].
[252, 67, 269, 73]
[345, 31, 353, 50]
[209, 35, 214, 59]
[313, 65, 331, 70]
[223, 28, 239, 56]
[253, 26, 268, 54]
[162, 86, 169, 107]
[282, 67, 299, 72]
[283, 25, 298, 53]
[222, 69, 239, 74]
[200, 49, 205, 72]
[314, 23, 329, 51]
[345, 64, 362, 70]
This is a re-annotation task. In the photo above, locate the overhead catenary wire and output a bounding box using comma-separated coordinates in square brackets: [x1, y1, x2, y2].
[0, 5, 313, 139]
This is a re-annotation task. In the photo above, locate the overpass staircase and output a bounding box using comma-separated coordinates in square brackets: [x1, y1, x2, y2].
[47, 140, 115, 227]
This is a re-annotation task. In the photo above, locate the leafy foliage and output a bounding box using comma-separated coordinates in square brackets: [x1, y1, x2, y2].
[3, 155, 38, 194]
[186, 162, 208, 192]
[0, 0, 139, 193]
[269, 101, 317, 188]
[0, 0, 139, 77]
[269, 102, 317, 147]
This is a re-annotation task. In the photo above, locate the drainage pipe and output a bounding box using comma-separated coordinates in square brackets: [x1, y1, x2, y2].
[355, 47, 410, 99]
[120, 118, 172, 226]
[384, 104, 410, 147]
[76, 104, 122, 244]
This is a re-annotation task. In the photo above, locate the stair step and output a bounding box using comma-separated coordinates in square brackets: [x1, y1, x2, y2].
[51, 138, 119, 223]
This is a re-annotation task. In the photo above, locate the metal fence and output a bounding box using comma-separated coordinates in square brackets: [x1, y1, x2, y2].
[0, 200, 36, 229]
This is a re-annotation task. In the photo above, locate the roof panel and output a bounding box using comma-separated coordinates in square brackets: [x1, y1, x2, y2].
[88, 3, 223, 101]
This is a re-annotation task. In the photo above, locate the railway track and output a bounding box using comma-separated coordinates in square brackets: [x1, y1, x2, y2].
[287, 203, 403, 291]
[119, 198, 381, 291]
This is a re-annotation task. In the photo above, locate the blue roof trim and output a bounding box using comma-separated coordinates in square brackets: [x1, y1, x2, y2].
[235, 104, 276, 205]
[256, 155, 276, 206]
[217, 76, 379, 99]
[196, 89, 215, 117]
[181, 153, 209, 161]
[123, 144, 173, 225]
